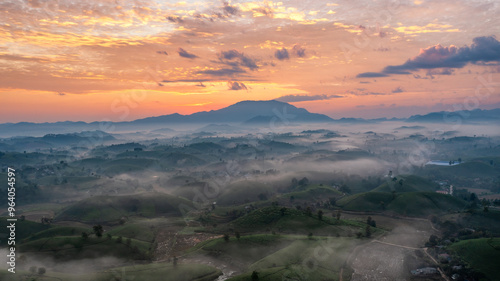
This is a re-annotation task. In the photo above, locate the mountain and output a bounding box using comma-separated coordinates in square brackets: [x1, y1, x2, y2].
[0, 101, 333, 138]
[128, 100, 333, 125]
[407, 108, 500, 123]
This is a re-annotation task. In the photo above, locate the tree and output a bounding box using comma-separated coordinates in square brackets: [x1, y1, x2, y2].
[329, 197, 336, 206]
[251, 271, 259, 281]
[38, 267, 46, 275]
[280, 207, 287, 216]
[308, 232, 313, 239]
[235, 231, 241, 240]
[339, 184, 351, 194]
[458, 157, 462, 163]
[365, 225, 371, 238]
[336, 210, 341, 221]
[429, 234, 438, 246]
[305, 206, 312, 216]
[223, 234, 230, 242]
[116, 236, 123, 243]
[317, 210, 323, 221]
[173, 256, 178, 268]
[81, 232, 88, 240]
[93, 224, 103, 237]
[298, 177, 309, 186]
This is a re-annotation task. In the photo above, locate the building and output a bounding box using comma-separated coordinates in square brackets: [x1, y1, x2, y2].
[411, 267, 438, 276]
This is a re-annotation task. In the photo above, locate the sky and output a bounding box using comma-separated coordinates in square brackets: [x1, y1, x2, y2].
[1, 0, 500, 122]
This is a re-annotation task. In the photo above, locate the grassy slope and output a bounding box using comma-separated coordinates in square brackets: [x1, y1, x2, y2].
[371, 175, 437, 193]
[227, 237, 358, 281]
[449, 238, 500, 280]
[0, 263, 221, 281]
[55, 192, 194, 223]
[337, 191, 466, 217]
[230, 206, 372, 236]
[0, 218, 50, 246]
[19, 236, 152, 260]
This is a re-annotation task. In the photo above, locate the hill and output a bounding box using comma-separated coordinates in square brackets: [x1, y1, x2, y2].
[407, 108, 500, 123]
[449, 238, 500, 280]
[337, 191, 467, 217]
[371, 175, 438, 193]
[55, 193, 194, 223]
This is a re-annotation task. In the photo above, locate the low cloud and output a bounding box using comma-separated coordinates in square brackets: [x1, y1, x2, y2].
[392, 87, 404, 93]
[275, 48, 289, 60]
[227, 81, 247, 90]
[196, 67, 246, 77]
[292, 45, 306, 57]
[178, 48, 198, 59]
[275, 94, 342, 102]
[356, 72, 389, 78]
[359, 36, 500, 78]
[217, 50, 258, 70]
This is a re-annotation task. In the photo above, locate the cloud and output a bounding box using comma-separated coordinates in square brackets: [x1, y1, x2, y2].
[227, 81, 247, 90]
[222, 2, 239, 16]
[292, 45, 306, 57]
[166, 16, 183, 23]
[426, 68, 455, 76]
[162, 79, 211, 83]
[217, 50, 258, 70]
[383, 36, 500, 74]
[275, 48, 289, 60]
[156, 51, 168, 55]
[392, 87, 404, 93]
[356, 72, 389, 78]
[196, 67, 246, 77]
[275, 94, 342, 102]
[56, 92, 65, 96]
[178, 48, 198, 59]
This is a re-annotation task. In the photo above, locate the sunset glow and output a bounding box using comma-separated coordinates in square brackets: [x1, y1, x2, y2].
[1, 0, 500, 122]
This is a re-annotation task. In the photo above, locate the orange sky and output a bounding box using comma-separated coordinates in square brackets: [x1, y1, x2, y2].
[1, 0, 500, 122]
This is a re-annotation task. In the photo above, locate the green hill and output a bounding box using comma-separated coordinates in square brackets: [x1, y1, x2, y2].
[216, 181, 274, 206]
[19, 235, 152, 260]
[0, 218, 50, 246]
[282, 185, 342, 202]
[337, 192, 394, 212]
[337, 191, 466, 217]
[23, 226, 90, 242]
[230, 206, 369, 236]
[371, 175, 437, 193]
[449, 238, 500, 280]
[55, 193, 194, 223]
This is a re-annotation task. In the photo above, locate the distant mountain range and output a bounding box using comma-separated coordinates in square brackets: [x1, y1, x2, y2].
[0, 100, 499, 137]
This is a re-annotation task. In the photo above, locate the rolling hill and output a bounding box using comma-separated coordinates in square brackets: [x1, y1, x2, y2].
[55, 193, 194, 223]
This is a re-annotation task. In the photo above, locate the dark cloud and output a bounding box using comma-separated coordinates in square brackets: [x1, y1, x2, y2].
[222, 2, 238, 15]
[356, 72, 389, 78]
[156, 51, 168, 55]
[275, 48, 289, 60]
[227, 81, 247, 90]
[196, 67, 246, 77]
[292, 45, 306, 57]
[162, 79, 211, 83]
[196, 82, 206, 87]
[157, 82, 164, 86]
[392, 87, 404, 93]
[383, 36, 500, 74]
[56, 92, 65, 96]
[217, 50, 258, 70]
[275, 94, 342, 102]
[426, 68, 455, 76]
[177, 48, 198, 59]
[166, 16, 183, 23]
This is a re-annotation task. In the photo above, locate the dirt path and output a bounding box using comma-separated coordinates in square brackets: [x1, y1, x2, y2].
[372, 240, 421, 250]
